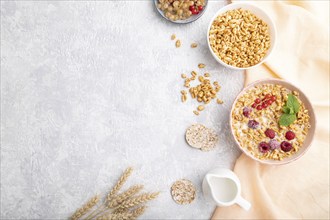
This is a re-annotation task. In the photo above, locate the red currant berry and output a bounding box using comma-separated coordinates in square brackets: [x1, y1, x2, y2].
[255, 98, 261, 104]
[267, 100, 272, 105]
[191, 8, 199, 14]
[198, 5, 203, 11]
[252, 103, 257, 108]
[271, 95, 276, 101]
[257, 105, 263, 110]
[262, 102, 268, 108]
[265, 94, 271, 99]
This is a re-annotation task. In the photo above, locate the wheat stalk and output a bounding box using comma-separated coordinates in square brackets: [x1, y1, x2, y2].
[108, 185, 143, 208]
[107, 167, 133, 201]
[84, 204, 106, 220]
[96, 212, 133, 220]
[70, 194, 100, 220]
[118, 192, 159, 209]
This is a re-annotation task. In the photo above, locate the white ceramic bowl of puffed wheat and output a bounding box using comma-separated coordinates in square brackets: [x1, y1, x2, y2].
[207, 3, 277, 70]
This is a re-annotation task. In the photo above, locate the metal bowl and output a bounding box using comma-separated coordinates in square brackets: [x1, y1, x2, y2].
[154, 0, 208, 24]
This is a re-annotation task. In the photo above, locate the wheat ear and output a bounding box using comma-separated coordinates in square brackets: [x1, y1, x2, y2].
[112, 207, 128, 214]
[108, 185, 143, 208]
[70, 194, 100, 220]
[130, 206, 147, 219]
[118, 192, 159, 209]
[107, 167, 133, 201]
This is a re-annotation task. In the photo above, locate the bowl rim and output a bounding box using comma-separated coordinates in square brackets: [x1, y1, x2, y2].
[154, 0, 209, 24]
[229, 78, 317, 165]
[207, 2, 277, 70]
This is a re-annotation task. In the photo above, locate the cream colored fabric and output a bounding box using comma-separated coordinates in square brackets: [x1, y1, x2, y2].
[212, 1, 329, 219]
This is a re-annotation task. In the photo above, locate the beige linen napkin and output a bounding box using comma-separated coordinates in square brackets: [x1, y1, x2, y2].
[212, 1, 329, 219]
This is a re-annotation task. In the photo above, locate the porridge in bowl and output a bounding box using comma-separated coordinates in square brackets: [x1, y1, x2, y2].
[231, 83, 311, 161]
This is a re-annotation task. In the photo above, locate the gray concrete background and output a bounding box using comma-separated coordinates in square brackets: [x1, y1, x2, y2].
[1, 1, 244, 219]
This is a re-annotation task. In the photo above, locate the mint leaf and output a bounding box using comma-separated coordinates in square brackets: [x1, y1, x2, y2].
[289, 108, 295, 114]
[286, 94, 300, 113]
[279, 94, 300, 126]
[282, 106, 294, 114]
[279, 113, 297, 126]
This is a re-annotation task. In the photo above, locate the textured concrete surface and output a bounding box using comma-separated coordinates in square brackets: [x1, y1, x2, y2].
[1, 1, 244, 219]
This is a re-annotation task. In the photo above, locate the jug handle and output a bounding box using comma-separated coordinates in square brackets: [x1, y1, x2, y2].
[236, 196, 251, 211]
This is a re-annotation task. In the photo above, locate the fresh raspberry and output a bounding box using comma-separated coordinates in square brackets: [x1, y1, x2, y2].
[285, 131, 296, 140]
[243, 107, 252, 118]
[280, 141, 292, 152]
[264, 128, 276, 139]
[248, 120, 259, 129]
[269, 139, 280, 150]
[258, 142, 270, 153]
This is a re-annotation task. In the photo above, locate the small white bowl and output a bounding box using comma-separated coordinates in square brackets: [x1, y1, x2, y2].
[207, 3, 277, 70]
[230, 79, 316, 165]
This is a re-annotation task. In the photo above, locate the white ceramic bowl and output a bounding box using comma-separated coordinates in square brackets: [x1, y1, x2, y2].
[207, 3, 277, 70]
[230, 79, 316, 165]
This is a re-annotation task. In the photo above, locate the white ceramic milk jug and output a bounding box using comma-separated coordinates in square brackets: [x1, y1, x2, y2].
[202, 168, 251, 211]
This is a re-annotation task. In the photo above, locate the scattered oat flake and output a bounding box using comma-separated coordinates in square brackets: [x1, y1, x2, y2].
[181, 95, 187, 102]
[191, 43, 198, 48]
[175, 40, 181, 48]
[217, 98, 224, 104]
[171, 34, 176, 40]
[197, 105, 205, 111]
[198, 63, 205, 68]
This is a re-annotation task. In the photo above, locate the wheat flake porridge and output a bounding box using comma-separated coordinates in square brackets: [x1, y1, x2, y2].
[231, 84, 311, 161]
